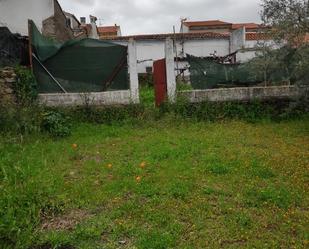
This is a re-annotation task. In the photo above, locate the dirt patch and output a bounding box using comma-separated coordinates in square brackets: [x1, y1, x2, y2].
[41, 209, 92, 231]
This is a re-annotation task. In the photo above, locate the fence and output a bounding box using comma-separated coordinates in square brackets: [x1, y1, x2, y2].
[158, 38, 308, 104]
[29, 20, 139, 106]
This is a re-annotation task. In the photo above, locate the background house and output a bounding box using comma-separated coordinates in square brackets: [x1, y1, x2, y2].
[103, 19, 271, 79]
[98, 25, 122, 39]
[0, 0, 90, 42]
[105, 32, 230, 76]
[0, 0, 55, 36]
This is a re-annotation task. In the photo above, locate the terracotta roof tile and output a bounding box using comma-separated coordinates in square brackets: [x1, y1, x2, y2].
[246, 32, 270, 41]
[98, 26, 119, 34]
[232, 23, 260, 30]
[103, 32, 230, 41]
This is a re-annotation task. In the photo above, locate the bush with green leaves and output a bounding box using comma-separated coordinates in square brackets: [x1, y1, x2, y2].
[41, 111, 71, 138]
[14, 66, 38, 105]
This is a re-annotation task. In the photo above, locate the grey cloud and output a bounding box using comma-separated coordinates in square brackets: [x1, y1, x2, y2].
[58, 0, 262, 35]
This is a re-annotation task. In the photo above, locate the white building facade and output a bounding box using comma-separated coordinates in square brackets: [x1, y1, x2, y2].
[0, 0, 55, 35]
[107, 32, 231, 75]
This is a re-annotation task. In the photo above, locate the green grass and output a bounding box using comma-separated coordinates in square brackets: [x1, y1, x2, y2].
[1, 118, 309, 249]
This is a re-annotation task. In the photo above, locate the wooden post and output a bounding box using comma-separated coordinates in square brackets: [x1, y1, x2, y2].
[28, 20, 33, 71]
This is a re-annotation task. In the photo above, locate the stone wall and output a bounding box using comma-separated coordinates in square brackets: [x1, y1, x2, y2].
[42, 0, 73, 42]
[178, 86, 309, 103]
[0, 67, 16, 105]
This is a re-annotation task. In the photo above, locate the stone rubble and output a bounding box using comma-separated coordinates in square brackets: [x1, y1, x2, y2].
[0, 67, 16, 105]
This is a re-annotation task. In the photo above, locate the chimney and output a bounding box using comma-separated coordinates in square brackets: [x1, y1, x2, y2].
[90, 15, 97, 24]
[80, 17, 86, 25]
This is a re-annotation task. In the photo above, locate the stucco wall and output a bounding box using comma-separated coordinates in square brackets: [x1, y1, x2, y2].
[236, 50, 257, 62]
[0, 0, 54, 35]
[182, 39, 229, 57]
[230, 28, 245, 53]
[112, 38, 230, 74]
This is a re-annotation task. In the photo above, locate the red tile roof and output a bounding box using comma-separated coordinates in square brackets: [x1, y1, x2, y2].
[103, 32, 230, 41]
[183, 20, 232, 27]
[232, 23, 260, 30]
[98, 26, 119, 34]
[246, 32, 270, 41]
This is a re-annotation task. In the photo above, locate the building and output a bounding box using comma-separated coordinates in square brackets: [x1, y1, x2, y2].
[182, 20, 270, 48]
[64, 11, 85, 38]
[182, 20, 233, 34]
[104, 20, 271, 77]
[98, 25, 122, 39]
[0, 0, 94, 42]
[105, 32, 231, 75]
[0, 0, 55, 36]
[79, 16, 99, 39]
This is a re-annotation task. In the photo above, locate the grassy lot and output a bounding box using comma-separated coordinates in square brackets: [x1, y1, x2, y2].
[1, 118, 309, 248]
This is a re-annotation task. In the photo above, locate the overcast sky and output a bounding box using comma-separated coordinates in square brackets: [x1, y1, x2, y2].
[58, 0, 262, 35]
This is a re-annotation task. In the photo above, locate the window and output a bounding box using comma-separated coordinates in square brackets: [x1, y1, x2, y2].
[66, 18, 71, 28]
[146, 67, 153, 74]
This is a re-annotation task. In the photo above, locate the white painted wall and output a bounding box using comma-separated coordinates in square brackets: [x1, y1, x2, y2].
[236, 51, 257, 62]
[182, 39, 229, 57]
[135, 41, 165, 73]
[0, 0, 54, 35]
[237, 40, 278, 62]
[112, 38, 230, 74]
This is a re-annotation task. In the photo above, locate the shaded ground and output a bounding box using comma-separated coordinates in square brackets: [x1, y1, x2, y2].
[1, 118, 309, 248]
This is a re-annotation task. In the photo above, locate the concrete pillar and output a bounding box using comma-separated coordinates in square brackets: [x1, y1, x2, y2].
[165, 38, 176, 102]
[89, 23, 99, 39]
[230, 26, 246, 53]
[128, 39, 140, 104]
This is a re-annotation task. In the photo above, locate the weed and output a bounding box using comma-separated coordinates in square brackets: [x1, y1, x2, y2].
[235, 213, 252, 229]
[42, 111, 71, 138]
[0, 118, 308, 248]
[137, 231, 175, 249]
[250, 159, 275, 179]
[202, 187, 227, 196]
[167, 181, 192, 200]
[206, 163, 230, 175]
[14, 66, 38, 105]
[245, 186, 300, 209]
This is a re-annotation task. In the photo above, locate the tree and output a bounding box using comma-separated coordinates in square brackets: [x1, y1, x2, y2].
[261, 0, 309, 46]
[252, 0, 309, 85]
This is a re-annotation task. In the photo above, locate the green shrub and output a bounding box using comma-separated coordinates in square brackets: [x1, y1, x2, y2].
[72, 104, 146, 124]
[0, 67, 40, 135]
[14, 66, 37, 105]
[42, 111, 71, 138]
[0, 104, 42, 135]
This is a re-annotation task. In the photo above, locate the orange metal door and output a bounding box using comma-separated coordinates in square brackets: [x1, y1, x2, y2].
[153, 59, 167, 107]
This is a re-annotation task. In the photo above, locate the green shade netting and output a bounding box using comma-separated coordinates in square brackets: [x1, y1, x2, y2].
[187, 54, 289, 90]
[30, 21, 129, 93]
[187, 54, 263, 90]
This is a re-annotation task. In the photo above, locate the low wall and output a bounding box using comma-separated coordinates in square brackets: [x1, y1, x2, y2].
[0, 67, 16, 105]
[178, 86, 308, 103]
[39, 90, 131, 107]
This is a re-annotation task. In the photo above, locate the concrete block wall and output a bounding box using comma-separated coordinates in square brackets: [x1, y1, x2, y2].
[39, 90, 131, 107]
[178, 86, 308, 103]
